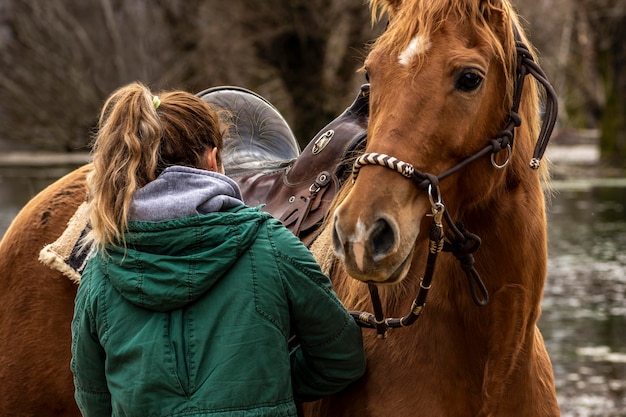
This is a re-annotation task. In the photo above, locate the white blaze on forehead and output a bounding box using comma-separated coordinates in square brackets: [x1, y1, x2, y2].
[398, 35, 431, 67]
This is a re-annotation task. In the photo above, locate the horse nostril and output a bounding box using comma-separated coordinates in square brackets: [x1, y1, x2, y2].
[369, 218, 395, 259]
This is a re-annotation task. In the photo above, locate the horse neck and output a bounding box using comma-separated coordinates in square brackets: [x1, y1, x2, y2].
[430, 148, 549, 316]
[395, 145, 548, 318]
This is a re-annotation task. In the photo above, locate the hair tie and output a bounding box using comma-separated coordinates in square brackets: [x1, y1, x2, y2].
[152, 96, 161, 109]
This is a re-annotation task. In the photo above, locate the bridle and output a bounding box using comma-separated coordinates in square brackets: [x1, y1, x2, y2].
[348, 28, 559, 338]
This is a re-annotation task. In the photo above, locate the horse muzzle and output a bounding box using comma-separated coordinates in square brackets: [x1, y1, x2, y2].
[332, 208, 418, 284]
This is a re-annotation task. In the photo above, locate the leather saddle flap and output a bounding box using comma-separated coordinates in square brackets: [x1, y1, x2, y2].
[262, 85, 369, 245]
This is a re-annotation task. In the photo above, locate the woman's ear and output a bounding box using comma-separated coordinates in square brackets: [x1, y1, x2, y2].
[204, 147, 220, 172]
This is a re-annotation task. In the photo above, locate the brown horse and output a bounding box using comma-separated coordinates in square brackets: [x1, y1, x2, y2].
[305, 0, 559, 415]
[0, 166, 88, 416]
[0, 0, 559, 416]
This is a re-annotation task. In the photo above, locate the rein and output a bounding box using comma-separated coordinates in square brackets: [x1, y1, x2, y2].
[348, 31, 558, 338]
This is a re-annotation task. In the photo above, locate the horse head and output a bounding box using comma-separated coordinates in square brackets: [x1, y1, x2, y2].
[332, 0, 545, 285]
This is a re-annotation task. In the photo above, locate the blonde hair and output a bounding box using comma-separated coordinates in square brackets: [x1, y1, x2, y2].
[86, 82, 225, 251]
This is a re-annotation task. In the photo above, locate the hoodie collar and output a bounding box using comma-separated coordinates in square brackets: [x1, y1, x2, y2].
[129, 166, 244, 222]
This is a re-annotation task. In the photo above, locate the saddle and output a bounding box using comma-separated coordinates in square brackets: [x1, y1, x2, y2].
[198, 84, 369, 247]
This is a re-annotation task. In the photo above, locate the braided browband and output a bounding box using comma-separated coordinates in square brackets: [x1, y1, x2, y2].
[352, 153, 415, 183]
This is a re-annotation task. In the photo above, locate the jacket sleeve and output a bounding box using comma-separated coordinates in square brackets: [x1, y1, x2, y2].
[71, 267, 113, 416]
[269, 222, 366, 402]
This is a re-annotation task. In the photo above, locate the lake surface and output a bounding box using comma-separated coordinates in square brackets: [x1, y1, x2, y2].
[542, 180, 626, 416]
[1, 164, 625, 416]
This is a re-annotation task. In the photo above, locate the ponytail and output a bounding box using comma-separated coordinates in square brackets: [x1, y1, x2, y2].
[86, 82, 225, 251]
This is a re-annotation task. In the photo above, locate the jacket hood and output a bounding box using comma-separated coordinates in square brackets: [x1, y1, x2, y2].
[102, 206, 272, 312]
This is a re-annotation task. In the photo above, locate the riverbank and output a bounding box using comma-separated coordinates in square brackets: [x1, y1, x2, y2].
[0, 152, 91, 167]
[546, 128, 623, 180]
[546, 144, 624, 180]
[0, 152, 91, 181]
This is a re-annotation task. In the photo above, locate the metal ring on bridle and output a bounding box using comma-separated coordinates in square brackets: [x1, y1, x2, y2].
[427, 184, 443, 211]
[491, 144, 512, 169]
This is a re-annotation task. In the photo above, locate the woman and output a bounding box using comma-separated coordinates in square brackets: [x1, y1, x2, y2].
[71, 82, 366, 417]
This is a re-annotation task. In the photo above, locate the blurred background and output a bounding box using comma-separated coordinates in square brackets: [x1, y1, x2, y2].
[0, 0, 624, 415]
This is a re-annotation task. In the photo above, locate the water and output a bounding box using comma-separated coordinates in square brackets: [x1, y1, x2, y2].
[542, 181, 626, 416]
[1, 165, 625, 416]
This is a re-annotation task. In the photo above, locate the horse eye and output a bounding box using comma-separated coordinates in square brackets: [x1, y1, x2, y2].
[364, 70, 370, 83]
[456, 71, 483, 92]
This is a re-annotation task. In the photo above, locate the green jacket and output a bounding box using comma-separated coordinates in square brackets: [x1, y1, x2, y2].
[71, 206, 365, 417]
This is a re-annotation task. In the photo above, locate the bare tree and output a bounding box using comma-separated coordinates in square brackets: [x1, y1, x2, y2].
[582, 0, 626, 164]
[4, 0, 620, 163]
[224, 0, 380, 141]
[0, 0, 379, 152]
[0, 0, 204, 151]
[515, 0, 626, 165]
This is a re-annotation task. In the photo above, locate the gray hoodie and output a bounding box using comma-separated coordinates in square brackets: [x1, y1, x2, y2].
[130, 166, 245, 222]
